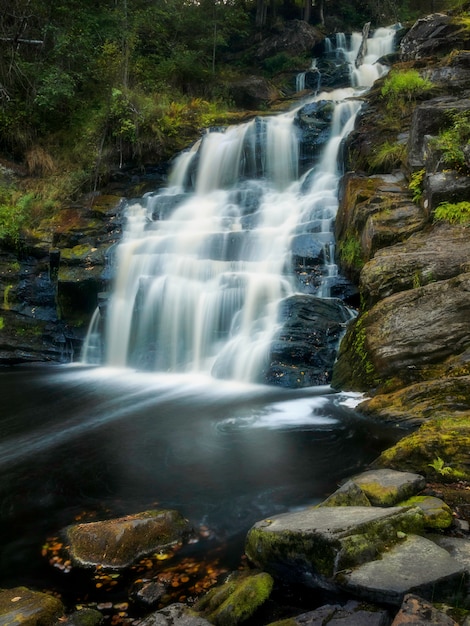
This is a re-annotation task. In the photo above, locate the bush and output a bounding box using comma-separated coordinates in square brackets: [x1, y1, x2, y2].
[381, 70, 434, 112]
[430, 109, 470, 173]
[434, 201, 470, 224]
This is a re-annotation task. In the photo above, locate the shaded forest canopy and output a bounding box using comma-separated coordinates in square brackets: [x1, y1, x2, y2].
[0, 0, 463, 207]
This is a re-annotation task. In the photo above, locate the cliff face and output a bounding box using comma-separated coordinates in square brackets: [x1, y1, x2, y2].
[332, 13, 470, 481]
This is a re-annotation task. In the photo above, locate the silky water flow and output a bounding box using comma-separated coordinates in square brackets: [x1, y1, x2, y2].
[83, 27, 397, 383]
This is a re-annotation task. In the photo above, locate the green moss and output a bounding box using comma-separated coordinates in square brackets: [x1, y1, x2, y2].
[381, 70, 434, 113]
[376, 414, 470, 481]
[0, 316, 3, 330]
[196, 571, 273, 626]
[338, 235, 364, 270]
[398, 496, 453, 530]
[353, 481, 400, 507]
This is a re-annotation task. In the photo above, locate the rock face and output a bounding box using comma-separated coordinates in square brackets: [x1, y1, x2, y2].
[64, 509, 192, 569]
[399, 13, 470, 61]
[229, 76, 279, 109]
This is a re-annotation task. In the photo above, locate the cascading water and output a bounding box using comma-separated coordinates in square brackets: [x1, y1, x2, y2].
[83, 26, 396, 383]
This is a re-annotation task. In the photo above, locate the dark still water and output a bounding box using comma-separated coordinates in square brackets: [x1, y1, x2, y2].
[0, 364, 398, 600]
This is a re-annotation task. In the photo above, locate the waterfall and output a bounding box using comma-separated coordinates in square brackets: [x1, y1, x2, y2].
[83, 26, 396, 383]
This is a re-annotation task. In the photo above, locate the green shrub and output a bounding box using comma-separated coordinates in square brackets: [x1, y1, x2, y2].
[434, 201, 470, 224]
[408, 168, 425, 203]
[430, 109, 470, 173]
[0, 191, 35, 243]
[370, 140, 407, 170]
[381, 70, 434, 112]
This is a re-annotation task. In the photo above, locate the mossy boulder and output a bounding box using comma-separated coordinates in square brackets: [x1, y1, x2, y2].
[319, 480, 372, 507]
[195, 571, 274, 626]
[398, 496, 453, 530]
[374, 414, 470, 482]
[0, 586, 64, 625]
[59, 608, 103, 626]
[349, 469, 426, 507]
[245, 506, 424, 589]
[63, 509, 192, 569]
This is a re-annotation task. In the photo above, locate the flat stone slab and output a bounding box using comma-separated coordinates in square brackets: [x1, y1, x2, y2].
[245, 506, 424, 587]
[350, 469, 426, 506]
[431, 535, 470, 574]
[339, 534, 466, 606]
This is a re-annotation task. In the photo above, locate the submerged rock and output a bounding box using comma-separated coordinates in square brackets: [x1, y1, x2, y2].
[63, 509, 192, 569]
[139, 603, 212, 626]
[0, 586, 64, 625]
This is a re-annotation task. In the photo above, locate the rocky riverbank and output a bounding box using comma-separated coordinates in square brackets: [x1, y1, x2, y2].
[1, 468, 469, 625]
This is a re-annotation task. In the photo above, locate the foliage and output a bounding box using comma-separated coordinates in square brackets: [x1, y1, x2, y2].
[0, 190, 34, 244]
[263, 53, 308, 75]
[434, 201, 470, 224]
[428, 456, 454, 476]
[430, 109, 470, 173]
[380, 69, 434, 112]
[408, 168, 425, 203]
[338, 235, 363, 269]
[369, 140, 407, 171]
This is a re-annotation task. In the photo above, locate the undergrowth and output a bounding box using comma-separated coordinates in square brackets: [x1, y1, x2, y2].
[434, 201, 470, 224]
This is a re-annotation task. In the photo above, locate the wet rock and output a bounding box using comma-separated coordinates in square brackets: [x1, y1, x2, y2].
[130, 580, 169, 609]
[431, 536, 470, 576]
[398, 496, 453, 530]
[139, 603, 212, 626]
[195, 570, 274, 626]
[390, 594, 458, 625]
[267, 599, 391, 625]
[245, 505, 424, 589]
[63, 509, 192, 569]
[295, 100, 335, 170]
[339, 535, 466, 606]
[0, 586, 64, 625]
[264, 295, 351, 388]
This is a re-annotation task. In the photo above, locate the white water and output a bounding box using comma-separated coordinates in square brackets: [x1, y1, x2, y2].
[83, 27, 396, 383]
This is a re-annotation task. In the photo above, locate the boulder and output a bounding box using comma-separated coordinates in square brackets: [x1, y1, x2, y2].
[245, 505, 424, 589]
[399, 13, 470, 61]
[63, 509, 192, 569]
[346, 469, 426, 507]
[431, 536, 470, 577]
[0, 586, 64, 625]
[339, 535, 466, 606]
[333, 273, 470, 390]
[319, 480, 372, 508]
[195, 571, 274, 626]
[391, 594, 458, 626]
